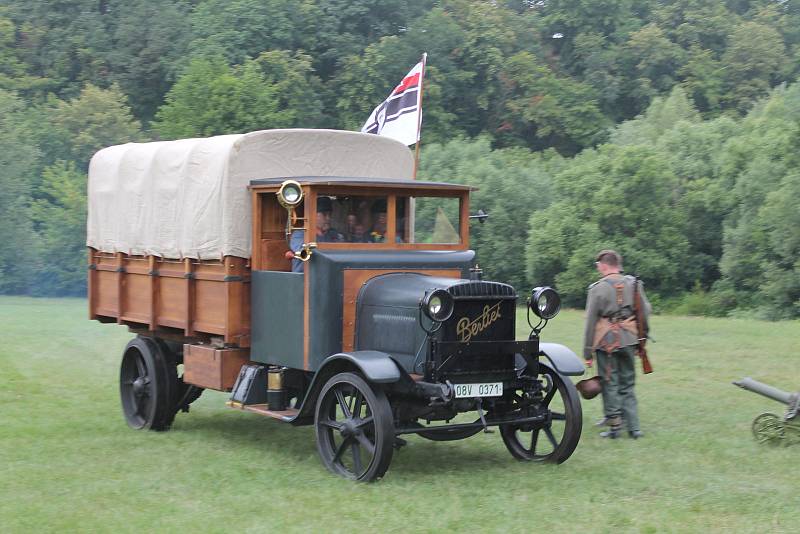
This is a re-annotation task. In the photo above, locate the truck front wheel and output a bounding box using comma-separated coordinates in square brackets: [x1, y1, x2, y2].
[499, 362, 582, 463]
[119, 336, 178, 431]
[314, 372, 394, 481]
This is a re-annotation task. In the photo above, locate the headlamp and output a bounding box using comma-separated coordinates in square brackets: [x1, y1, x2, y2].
[421, 289, 454, 323]
[529, 286, 561, 320]
[277, 180, 303, 208]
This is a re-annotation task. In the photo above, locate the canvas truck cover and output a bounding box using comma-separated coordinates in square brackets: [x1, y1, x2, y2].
[87, 129, 414, 260]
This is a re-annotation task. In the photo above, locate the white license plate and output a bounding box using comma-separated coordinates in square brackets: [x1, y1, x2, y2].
[453, 382, 503, 398]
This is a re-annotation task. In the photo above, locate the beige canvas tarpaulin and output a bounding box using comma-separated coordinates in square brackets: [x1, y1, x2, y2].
[87, 129, 414, 259]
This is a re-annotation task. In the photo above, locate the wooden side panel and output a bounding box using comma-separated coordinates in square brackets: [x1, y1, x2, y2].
[257, 192, 293, 271]
[88, 249, 97, 319]
[157, 276, 187, 329]
[341, 269, 462, 352]
[251, 189, 263, 271]
[260, 240, 292, 271]
[120, 272, 151, 323]
[89, 252, 252, 347]
[261, 194, 288, 234]
[194, 279, 227, 334]
[183, 344, 250, 391]
[94, 270, 119, 317]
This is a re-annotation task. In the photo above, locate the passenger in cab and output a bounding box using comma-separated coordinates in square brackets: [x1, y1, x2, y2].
[344, 213, 368, 243]
[369, 200, 388, 242]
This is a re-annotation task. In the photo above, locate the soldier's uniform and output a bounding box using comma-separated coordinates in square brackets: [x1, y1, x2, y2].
[583, 272, 651, 436]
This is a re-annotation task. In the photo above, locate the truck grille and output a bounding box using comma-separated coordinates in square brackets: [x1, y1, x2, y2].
[447, 281, 515, 299]
[434, 285, 519, 379]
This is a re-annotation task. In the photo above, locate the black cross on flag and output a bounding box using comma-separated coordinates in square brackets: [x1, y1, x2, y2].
[361, 57, 425, 146]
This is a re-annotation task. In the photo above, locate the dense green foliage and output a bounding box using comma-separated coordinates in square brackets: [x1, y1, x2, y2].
[0, 0, 798, 317]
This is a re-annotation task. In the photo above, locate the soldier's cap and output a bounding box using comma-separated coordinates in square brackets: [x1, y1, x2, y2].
[595, 249, 622, 264]
[317, 196, 333, 213]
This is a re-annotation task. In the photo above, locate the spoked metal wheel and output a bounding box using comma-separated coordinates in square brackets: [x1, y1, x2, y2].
[314, 372, 394, 481]
[119, 336, 177, 431]
[499, 362, 582, 463]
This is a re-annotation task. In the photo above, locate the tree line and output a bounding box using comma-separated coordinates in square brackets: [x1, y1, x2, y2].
[0, 0, 798, 318]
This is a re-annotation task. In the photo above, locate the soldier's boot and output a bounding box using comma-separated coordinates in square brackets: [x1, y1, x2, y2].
[599, 426, 621, 439]
[599, 416, 622, 439]
[595, 415, 624, 427]
[628, 430, 644, 439]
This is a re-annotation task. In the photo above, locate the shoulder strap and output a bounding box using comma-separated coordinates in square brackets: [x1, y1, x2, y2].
[614, 282, 624, 306]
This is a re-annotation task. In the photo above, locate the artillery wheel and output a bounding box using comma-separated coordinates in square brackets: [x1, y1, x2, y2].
[499, 362, 582, 463]
[119, 336, 177, 431]
[315, 372, 394, 481]
[752, 413, 784, 446]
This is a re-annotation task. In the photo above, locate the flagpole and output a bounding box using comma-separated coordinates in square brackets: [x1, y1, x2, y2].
[413, 53, 427, 179]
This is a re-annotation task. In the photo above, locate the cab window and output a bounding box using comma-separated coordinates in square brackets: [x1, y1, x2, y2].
[396, 196, 462, 244]
[323, 195, 389, 243]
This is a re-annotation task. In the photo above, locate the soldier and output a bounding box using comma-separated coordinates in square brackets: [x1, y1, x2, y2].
[583, 250, 651, 439]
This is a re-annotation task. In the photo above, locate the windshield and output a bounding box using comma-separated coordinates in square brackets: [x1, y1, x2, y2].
[313, 193, 463, 245]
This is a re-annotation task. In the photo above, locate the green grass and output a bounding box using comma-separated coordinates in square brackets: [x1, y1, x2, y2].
[2, 296, 799, 533]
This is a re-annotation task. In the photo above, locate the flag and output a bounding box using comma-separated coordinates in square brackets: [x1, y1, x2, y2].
[361, 57, 425, 146]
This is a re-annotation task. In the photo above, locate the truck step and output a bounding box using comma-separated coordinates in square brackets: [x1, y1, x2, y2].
[226, 400, 298, 422]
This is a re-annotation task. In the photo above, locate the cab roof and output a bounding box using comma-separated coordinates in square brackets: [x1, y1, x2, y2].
[249, 175, 475, 191]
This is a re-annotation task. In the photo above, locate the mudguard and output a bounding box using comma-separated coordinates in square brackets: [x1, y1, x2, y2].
[290, 350, 403, 424]
[538, 343, 586, 376]
[320, 351, 403, 383]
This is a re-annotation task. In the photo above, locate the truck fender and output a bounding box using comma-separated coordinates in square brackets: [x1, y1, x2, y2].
[319, 350, 403, 384]
[292, 351, 403, 424]
[538, 343, 586, 376]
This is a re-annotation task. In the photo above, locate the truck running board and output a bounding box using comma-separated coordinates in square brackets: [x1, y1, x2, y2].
[225, 400, 298, 422]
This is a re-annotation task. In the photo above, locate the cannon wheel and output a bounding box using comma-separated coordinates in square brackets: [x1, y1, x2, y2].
[315, 372, 394, 481]
[499, 362, 582, 463]
[119, 336, 177, 431]
[752, 413, 784, 446]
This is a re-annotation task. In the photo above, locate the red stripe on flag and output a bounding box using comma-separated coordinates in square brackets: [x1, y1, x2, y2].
[392, 73, 420, 95]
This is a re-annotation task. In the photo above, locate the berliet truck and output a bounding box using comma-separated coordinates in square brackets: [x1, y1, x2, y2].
[88, 129, 586, 481]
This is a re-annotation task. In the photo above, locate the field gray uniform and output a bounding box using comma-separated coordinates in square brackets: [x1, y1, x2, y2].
[583, 273, 651, 432]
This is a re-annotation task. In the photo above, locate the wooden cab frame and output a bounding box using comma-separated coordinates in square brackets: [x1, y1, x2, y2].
[249, 177, 473, 271]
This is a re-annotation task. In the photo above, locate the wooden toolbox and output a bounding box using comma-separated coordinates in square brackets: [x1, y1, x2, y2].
[183, 344, 250, 391]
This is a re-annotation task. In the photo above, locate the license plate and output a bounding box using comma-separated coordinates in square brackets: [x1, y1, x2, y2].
[453, 382, 503, 398]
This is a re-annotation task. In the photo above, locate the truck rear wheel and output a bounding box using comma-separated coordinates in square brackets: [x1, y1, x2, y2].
[119, 336, 178, 431]
[154, 339, 203, 412]
[314, 372, 394, 481]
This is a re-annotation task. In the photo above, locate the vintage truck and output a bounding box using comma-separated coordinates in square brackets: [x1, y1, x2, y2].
[88, 129, 586, 481]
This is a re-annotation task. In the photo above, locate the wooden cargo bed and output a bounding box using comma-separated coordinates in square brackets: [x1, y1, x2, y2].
[88, 249, 251, 347]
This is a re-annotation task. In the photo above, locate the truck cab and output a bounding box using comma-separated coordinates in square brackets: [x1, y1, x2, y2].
[249, 177, 473, 373]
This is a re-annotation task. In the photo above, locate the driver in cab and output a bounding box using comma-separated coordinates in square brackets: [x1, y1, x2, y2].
[290, 196, 343, 272]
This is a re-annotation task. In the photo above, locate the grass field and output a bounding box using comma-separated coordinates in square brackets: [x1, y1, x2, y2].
[2, 296, 799, 533]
